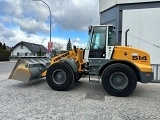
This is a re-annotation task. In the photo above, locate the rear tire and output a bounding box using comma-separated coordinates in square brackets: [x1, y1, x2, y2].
[46, 62, 75, 91]
[102, 63, 137, 97]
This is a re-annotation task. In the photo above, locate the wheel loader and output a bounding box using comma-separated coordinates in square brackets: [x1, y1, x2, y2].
[9, 25, 153, 97]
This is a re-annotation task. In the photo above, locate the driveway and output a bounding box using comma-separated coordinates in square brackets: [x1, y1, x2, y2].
[0, 61, 160, 120]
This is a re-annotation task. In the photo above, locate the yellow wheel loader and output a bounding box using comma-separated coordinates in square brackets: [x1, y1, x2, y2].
[9, 25, 153, 97]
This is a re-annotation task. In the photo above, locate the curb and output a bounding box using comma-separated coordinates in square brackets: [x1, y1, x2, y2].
[150, 80, 160, 83]
[0, 61, 17, 63]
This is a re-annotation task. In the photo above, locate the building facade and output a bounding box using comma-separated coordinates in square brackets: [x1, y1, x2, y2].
[99, 0, 160, 80]
[12, 41, 48, 57]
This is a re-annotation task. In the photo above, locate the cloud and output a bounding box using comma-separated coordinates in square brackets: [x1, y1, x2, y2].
[0, 0, 50, 34]
[0, 0, 99, 32]
[0, 23, 16, 39]
[0, 0, 99, 48]
[50, 0, 99, 30]
[73, 38, 80, 42]
[13, 18, 49, 34]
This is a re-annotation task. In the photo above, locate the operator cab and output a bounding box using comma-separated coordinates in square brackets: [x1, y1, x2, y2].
[84, 25, 116, 62]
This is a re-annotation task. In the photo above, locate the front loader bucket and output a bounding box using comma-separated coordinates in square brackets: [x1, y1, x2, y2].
[9, 57, 50, 82]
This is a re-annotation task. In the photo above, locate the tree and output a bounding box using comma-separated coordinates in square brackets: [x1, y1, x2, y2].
[53, 42, 63, 51]
[67, 38, 72, 50]
[50, 42, 63, 57]
[3, 43, 6, 50]
[0, 42, 2, 49]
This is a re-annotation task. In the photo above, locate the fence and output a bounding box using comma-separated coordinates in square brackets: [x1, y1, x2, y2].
[152, 64, 160, 81]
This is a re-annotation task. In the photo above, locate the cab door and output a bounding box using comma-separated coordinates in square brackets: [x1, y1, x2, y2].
[89, 26, 107, 59]
[84, 26, 116, 63]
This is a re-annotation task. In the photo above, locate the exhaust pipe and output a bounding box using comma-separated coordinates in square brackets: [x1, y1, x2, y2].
[125, 29, 130, 46]
[9, 57, 50, 82]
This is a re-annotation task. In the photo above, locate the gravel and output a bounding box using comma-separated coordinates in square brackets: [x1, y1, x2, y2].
[0, 75, 160, 120]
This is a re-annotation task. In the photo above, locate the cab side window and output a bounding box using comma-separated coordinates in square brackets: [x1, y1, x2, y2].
[108, 27, 116, 46]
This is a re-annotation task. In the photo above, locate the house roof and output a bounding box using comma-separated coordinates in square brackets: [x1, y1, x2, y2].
[6, 46, 11, 51]
[14, 41, 48, 53]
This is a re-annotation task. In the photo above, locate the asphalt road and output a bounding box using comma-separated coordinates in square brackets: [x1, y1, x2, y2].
[0, 61, 16, 80]
[1, 61, 160, 120]
[0, 61, 16, 73]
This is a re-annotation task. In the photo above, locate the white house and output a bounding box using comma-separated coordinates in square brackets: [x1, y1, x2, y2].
[12, 41, 48, 57]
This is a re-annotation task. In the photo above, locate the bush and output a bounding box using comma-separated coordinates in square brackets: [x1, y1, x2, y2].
[3, 43, 6, 50]
[0, 49, 11, 61]
[0, 42, 2, 49]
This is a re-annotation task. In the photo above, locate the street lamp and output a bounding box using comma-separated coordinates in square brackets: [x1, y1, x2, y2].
[33, 0, 52, 42]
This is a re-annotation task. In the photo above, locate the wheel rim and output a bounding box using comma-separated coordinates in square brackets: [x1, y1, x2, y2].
[52, 69, 66, 85]
[109, 72, 129, 90]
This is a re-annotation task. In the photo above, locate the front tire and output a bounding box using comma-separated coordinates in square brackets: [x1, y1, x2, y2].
[102, 63, 137, 97]
[46, 62, 75, 91]
[75, 73, 82, 82]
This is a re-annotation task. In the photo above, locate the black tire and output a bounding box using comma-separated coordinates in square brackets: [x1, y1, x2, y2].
[75, 73, 82, 82]
[102, 63, 137, 97]
[46, 62, 75, 91]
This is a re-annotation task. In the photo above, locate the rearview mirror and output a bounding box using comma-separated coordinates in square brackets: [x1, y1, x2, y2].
[88, 25, 92, 35]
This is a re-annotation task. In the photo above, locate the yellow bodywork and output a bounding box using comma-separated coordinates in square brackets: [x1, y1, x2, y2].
[112, 46, 152, 72]
[41, 49, 85, 77]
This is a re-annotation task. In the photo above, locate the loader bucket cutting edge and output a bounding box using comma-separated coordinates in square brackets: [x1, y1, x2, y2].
[9, 57, 50, 82]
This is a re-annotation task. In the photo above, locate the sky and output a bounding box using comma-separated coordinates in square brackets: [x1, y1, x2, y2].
[0, 0, 100, 50]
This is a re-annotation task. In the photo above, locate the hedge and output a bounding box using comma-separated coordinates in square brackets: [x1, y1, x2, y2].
[0, 49, 11, 61]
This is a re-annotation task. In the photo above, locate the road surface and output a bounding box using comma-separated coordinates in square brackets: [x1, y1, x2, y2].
[0, 61, 160, 120]
[0, 61, 16, 80]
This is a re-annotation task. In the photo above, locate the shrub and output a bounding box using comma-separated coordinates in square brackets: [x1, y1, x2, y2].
[3, 43, 6, 50]
[0, 42, 2, 49]
[0, 49, 11, 61]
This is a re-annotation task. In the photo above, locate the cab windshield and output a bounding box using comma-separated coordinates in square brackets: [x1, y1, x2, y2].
[90, 26, 106, 50]
[86, 26, 115, 50]
[86, 32, 92, 50]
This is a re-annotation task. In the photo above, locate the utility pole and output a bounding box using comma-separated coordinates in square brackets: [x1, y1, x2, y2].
[33, 0, 52, 42]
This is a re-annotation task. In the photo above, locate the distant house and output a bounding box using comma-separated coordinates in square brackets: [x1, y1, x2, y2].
[6, 46, 11, 51]
[11, 41, 48, 57]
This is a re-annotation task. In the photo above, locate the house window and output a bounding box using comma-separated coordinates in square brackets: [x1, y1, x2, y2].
[25, 53, 27, 56]
[34, 53, 35, 56]
[21, 45, 23, 49]
[17, 52, 19, 56]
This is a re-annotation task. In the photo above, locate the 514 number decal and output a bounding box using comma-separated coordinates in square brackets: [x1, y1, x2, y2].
[132, 56, 147, 61]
